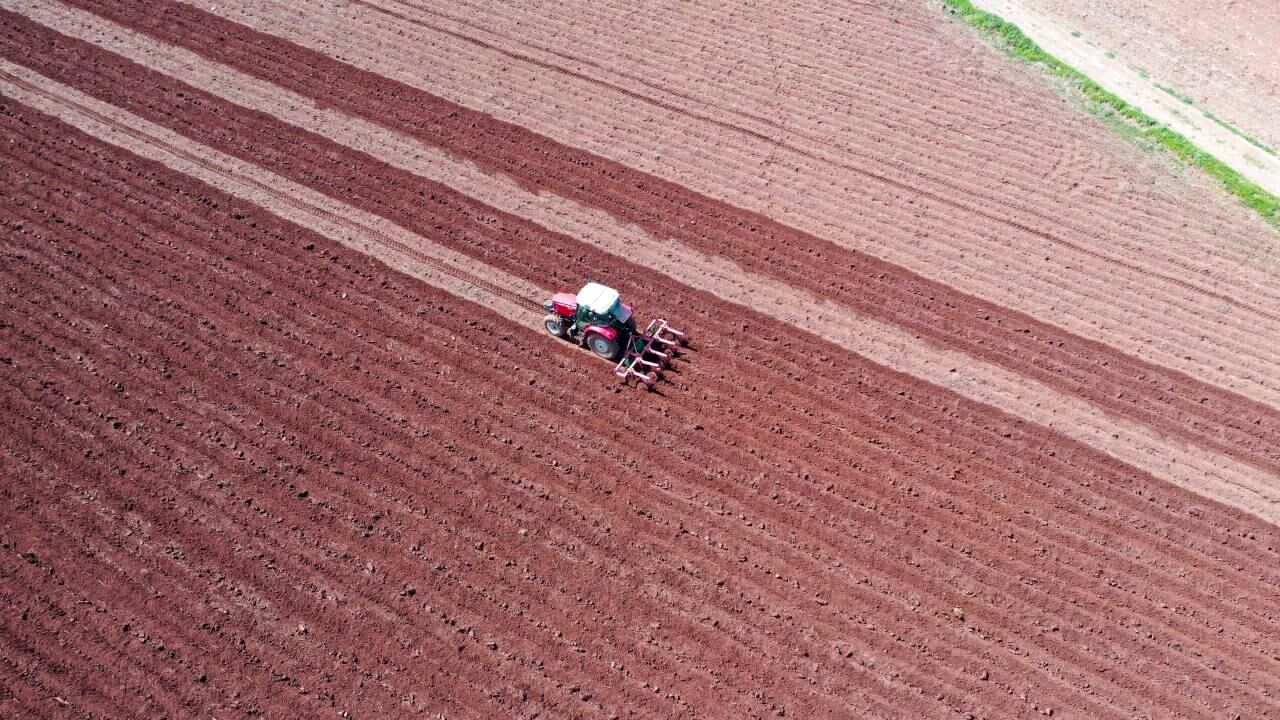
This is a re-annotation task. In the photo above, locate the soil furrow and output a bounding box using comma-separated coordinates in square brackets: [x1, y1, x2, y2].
[10, 75, 1280, 630]
[1, 238, 687, 720]
[5, 126, 942, 712]
[2, 385, 513, 719]
[0, 154, 1008, 712]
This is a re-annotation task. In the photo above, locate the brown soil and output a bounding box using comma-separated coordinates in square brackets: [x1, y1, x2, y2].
[3, 1, 1280, 719]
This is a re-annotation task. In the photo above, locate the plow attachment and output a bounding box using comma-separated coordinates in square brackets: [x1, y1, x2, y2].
[614, 319, 687, 388]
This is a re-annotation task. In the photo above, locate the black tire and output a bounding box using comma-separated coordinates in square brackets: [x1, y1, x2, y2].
[586, 332, 620, 360]
[544, 314, 568, 339]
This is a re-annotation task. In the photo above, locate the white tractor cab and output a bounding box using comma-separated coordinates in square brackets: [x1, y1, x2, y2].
[542, 281, 686, 388]
[576, 282, 633, 322]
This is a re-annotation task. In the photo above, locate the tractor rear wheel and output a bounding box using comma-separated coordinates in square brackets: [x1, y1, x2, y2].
[586, 332, 620, 360]
[544, 314, 569, 339]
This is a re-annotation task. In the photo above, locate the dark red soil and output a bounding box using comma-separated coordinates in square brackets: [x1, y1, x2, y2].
[4, 74, 1280, 720]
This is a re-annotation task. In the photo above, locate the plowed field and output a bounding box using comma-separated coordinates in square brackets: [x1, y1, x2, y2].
[3, 1, 1279, 718]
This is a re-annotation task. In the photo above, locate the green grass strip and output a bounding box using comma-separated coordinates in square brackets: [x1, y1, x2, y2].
[1155, 83, 1195, 105]
[940, 0, 1280, 228]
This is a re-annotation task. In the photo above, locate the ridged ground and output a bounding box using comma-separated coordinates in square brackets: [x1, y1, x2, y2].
[3, 1, 1279, 718]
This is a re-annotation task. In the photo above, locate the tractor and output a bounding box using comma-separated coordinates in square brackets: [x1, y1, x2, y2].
[543, 282, 686, 387]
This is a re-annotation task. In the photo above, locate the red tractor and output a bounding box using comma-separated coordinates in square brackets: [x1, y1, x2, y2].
[543, 282, 686, 387]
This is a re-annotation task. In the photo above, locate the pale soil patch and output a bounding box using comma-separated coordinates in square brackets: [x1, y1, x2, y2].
[1019, 0, 1280, 154]
[969, 0, 1280, 197]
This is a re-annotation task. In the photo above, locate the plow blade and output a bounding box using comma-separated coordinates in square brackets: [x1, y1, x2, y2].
[614, 319, 687, 388]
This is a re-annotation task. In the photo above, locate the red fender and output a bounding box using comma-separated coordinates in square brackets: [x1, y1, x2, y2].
[549, 292, 578, 317]
[583, 324, 617, 341]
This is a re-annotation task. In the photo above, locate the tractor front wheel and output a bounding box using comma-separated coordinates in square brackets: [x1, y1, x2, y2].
[544, 314, 569, 339]
[586, 332, 620, 360]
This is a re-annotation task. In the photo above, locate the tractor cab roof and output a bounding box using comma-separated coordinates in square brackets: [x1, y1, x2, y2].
[577, 283, 621, 315]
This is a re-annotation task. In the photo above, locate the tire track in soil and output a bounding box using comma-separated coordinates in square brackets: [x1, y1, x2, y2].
[53, 0, 1266, 398]
[7, 94, 1280, 712]
[356, 0, 1273, 313]
[39, 0, 1280, 485]
[307, 0, 1280, 317]
[0, 46, 546, 325]
[428, 0, 1260, 263]
[4, 10, 1278, 526]
[282, 0, 1280, 348]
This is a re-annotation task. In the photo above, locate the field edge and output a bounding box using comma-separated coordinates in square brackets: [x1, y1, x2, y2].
[937, 0, 1280, 230]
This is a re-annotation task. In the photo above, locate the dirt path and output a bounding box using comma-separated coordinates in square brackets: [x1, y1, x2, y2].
[1018, 0, 1280, 154]
[969, 0, 1280, 197]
